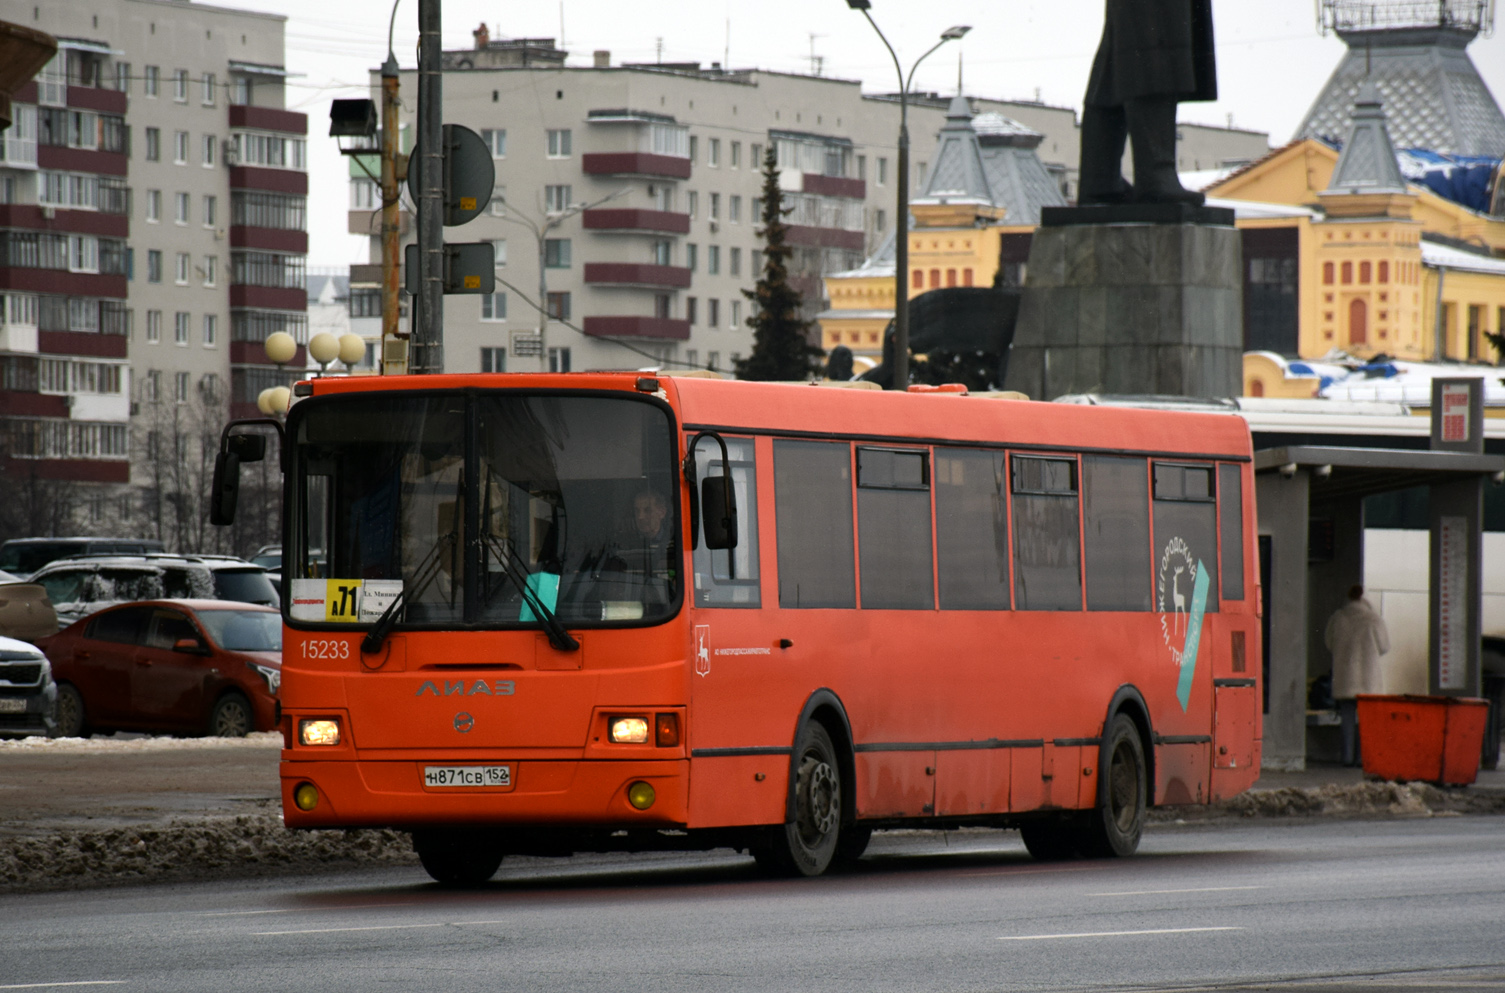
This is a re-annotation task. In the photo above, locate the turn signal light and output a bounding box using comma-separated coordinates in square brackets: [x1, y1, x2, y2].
[627, 781, 656, 810]
[609, 716, 649, 744]
[293, 782, 319, 811]
[299, 718, 341, 746]
[655, 713, 680, 747]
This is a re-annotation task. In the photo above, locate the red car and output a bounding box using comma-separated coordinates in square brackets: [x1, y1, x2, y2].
[42, 599, 281, 738]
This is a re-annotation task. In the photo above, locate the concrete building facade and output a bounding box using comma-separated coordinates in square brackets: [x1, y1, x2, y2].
[0, 0, 305, 541]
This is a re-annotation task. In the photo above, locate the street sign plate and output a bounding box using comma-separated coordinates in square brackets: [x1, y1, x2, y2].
[406, 123, 495, 226]
[405, 242, 496, 295]
[511, 332, 543, 357]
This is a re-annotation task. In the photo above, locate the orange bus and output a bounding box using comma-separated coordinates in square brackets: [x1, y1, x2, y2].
[214, 371, 1261, 883]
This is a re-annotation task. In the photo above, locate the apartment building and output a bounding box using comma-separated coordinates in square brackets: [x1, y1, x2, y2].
[0, 0, 305, 535]
[356, 36, 1267, 376]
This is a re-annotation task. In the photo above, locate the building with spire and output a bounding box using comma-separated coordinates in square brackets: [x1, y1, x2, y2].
[817, 95, 1067, 365]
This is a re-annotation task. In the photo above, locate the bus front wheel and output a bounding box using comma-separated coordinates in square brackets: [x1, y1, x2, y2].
[755, 721, 842, 877]
[413, 829, 503, 886]
[1078, 714, 1147, 858]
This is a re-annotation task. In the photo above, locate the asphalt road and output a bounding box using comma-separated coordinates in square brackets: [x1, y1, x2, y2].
[2, 817, 1503, 992]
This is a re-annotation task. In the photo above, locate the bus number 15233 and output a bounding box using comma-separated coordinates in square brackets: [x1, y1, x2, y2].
[303, 639, 352, 660]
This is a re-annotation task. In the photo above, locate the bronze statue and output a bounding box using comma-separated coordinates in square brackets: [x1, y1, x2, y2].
[1079, 0, 1216, 204]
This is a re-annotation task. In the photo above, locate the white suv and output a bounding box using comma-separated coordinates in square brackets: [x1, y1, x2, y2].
[30, 555, 279, 631]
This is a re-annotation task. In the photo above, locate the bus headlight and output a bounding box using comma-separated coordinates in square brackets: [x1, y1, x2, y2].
[627, 781, 656, 810]
[609, 716, 649, 744]
[299, 718, 341, 746]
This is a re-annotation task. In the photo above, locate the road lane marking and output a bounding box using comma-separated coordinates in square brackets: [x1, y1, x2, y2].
[999, 926, 1243, 941]
[1087, 886, 1265, 897]
[203, 901, 417, 917]
[0, 984, 127, 990]
[255, 923, 447, 936]
[959, 864, 1103, 878]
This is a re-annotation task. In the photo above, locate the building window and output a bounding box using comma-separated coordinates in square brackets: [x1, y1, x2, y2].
[544, 238, 571, 268]
[687, 191, 698, 219]
[115, 62, 131, 93]
[689, 135, 698, 162]
[480, 292, 507, 321]
[708, 138, 720, 167]
[172, 70, 188, 102]
[751, 143, 762, 166]
[231, 76, 250, 105]
[1341, 261, 1352, 284]
[227, 131, 307, 170]
[548, 346, 570, 372]
[492, 238, 507, 267]
[1378, 260, 1389, 284]
[1359, 261, 1372, 284]
[147, 250, 162, 283]
[480, 346, 506, 372]
[687, 296, 698, 325]
[174, 311, 190, 345]
[1322, 261, 1334, 285]
[708, 298, 720, 327]
[912, 269, 923, 289]
[175, 370, 189, 402]
[1349, 297, 1368, 345]
[878, 157, 888, 185]
[546, 128, 572, 157]
[929, 269, 940, 289]
[876, 208, 886, 232]
[146, 189, 161, 222]
[652, 240, 671, 266]
[202, 134, 216, 166]
[201, 72, 216, 105]
[173, 130, 188, 164]
[730, 300, 741, 329]
[686, 243, 698, 272]
[857, 154, 866, 181]
[145, 127, 160, 161]
[546, 292, 571, 321]
[175, 192, 190, 225]
[144, 66, 159, 98]
[731, 141, 741, 168]
[686, 348, 698, 368]
[481, 128, 506, 157]
[710, 193, 721, 220]
[729, 195, 741, 223]
[145, 310, 162, 343]
[729, 247, 741, 276]
[655, 293, 671, 319]
[708, 245, 720, 275]
[175, 253, 190, 285]
[708, 350, 720, 371]
[544, 184, 572, 212]
[1468, 304, 1483, 360]
[203, 255, 217, 287]
[203, 313, 217, 346]
[203, 195, 216, 227]
[650, 184, 674, 212]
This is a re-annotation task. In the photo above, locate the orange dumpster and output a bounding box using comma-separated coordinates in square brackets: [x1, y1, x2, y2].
[1357, 694, 1490, 786]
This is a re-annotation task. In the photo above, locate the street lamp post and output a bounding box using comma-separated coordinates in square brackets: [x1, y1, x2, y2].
[845, 2, 969, 390]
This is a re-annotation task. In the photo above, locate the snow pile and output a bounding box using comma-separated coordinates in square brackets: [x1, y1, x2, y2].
[0, 731, 282, 752]
[0, 812, 415, 893]
[1153, 781, 1505, 822]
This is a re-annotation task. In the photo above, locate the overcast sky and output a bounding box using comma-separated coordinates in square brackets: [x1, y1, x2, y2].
[242, 0, 1505, 269]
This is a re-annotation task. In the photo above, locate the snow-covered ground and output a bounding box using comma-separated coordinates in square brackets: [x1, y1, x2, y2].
[0, 731, 282, 752]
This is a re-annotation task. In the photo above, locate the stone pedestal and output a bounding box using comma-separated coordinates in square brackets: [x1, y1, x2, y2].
[1004, 205, 1243, 399]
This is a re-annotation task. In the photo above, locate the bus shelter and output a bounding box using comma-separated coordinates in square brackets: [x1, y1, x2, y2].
[1254, 444, 1505, 769]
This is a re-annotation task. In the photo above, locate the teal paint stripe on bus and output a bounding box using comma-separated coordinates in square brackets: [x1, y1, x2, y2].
[1177, 561, 1210, 712]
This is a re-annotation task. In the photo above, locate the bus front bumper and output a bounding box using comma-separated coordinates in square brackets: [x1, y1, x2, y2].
[280, 757, 688, 830]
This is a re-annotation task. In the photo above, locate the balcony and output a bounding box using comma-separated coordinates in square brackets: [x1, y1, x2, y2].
[784, 226, 865, 251]
[582, 315, 690, 340]
[583, 263, 691, 288]
[230, 167, 308, 196]
[802, 173, 866, 199]
[229, 226, 309, 253]
[348, 208, 410, 237]
[229, 105, 309, 136]
[582, 209, 690, 235]
[582, 152, 691, 180]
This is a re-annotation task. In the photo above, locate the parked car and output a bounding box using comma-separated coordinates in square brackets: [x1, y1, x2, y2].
[29, 554, 279, 630]
[0, 569, 58, 642]
[250, 545, 281, 586]
[43, 600, 281, 738]
[0, 537, 167, 580]
[0, 635, 57, 738]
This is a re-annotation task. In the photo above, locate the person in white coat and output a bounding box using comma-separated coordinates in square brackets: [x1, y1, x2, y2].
[1325, 584, 1391, 767]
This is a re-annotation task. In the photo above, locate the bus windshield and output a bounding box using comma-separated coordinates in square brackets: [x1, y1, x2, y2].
[290, 392, 680, 630]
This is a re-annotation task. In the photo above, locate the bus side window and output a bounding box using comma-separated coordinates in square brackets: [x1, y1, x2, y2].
[1011, 455, 1081, 611]
[856, 447, 933, 609]
[1083, 455, 1152, 611]
[1152, 462, 1219, 612]
[692, 435, 760, 607]
[935, 448, 1010, 610]
[774, 439, 856, 609]
[1218, 464, 1244, 601]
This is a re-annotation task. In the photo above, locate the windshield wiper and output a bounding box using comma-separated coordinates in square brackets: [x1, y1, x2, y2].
[483, 533, 579, 652]
[361, 533, 456, 656]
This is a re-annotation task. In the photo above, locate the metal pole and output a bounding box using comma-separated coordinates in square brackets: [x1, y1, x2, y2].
[414, 0, 444, 374]
[1433, 264, 1448, 361]
[894, 96, 909, 391]
[538, 222, 551, 371]
[380, 55, 401, 371]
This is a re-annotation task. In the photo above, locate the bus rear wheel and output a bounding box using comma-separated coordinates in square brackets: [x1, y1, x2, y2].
[413, 829, 503, 886]
[1078, 714, 1147, 858]
[754, 721, 842, 877]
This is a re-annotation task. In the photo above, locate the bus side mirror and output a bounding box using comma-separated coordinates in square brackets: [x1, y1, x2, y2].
[701, 475, 738, 550]
[210, 451, 241, 526]
[228, 433, 266, 463]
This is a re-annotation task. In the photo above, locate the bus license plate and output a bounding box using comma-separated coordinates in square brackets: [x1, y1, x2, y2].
[424, 765, 512, 788]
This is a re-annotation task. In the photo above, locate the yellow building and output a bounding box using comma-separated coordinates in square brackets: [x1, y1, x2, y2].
[819, 98, 1066, 364]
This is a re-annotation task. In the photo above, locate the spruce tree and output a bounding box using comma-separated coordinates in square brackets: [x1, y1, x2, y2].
[734, 147, 824, 381]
